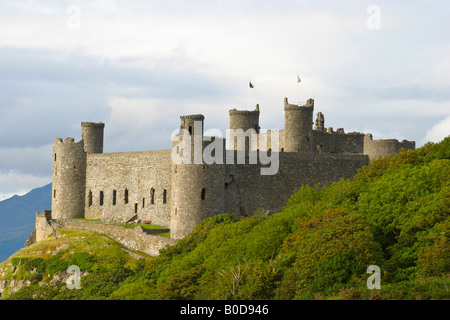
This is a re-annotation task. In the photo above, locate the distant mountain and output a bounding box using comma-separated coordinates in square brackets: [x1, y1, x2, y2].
[0, 183, 52, 263]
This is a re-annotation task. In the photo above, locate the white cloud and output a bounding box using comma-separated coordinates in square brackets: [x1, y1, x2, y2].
[0, 170, 50, 200]
[424, 115, 450, 144]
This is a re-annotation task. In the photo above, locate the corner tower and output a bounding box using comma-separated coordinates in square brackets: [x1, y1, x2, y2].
[52, 137, 86, 220]
[284, 97, 314, 152]
[229, 104, 260, 150]
[81, 122, 105, 154]
[170, 114, 226, 239]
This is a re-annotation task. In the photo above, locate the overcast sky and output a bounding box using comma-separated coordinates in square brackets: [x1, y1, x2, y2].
[0, 0, 449, 199]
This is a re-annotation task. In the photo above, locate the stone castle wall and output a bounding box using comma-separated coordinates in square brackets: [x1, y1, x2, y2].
[312, 130, 365, 154]
[35, 210, 53, 242]
[223, 151, 369, 217]
[56, 219, 176, 256]
[85, 150, 172, 227]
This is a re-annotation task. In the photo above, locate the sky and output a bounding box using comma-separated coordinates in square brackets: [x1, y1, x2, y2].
[0, 0, 449, 200]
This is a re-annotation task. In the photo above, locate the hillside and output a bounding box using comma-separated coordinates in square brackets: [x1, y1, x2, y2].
[0, 183, 52, 263]
[0, 137, 448, 300]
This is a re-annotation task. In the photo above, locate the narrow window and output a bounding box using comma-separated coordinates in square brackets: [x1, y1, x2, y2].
[150, 188, 155, 204]
[162, 189, 167, 204]
[54, 153, 57, 161]
[53, 189, 56, 199]
[124, 189, 129, 204]
[142, 198, 145, 208]
[188, 126, 193, 135]
[73, 165, 76, 170]
[88, 190, 92, 207]
[134, 203, 138, 213]
[112, 190, 117, 205]
[201, 188, 206, 200]
[99, 191, 104, 206]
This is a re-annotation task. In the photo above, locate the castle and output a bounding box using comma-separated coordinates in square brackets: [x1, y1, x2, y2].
[35, 96, 415, 247]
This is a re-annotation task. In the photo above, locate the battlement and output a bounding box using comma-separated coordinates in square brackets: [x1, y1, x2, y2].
[180, 114, 205, 120]
[55, 137, 83, 145]
[284, 97, 314, 110]
[229, 109, 260, 116]
[81, 122, 105, 128]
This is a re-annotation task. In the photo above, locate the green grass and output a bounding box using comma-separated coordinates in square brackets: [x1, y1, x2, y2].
[158, 232, 170, 238]
[66, 218, 166, 230]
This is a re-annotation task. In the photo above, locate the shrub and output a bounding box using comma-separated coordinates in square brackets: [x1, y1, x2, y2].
[46, 259, 69, 274]
[70, 252, 96, 272]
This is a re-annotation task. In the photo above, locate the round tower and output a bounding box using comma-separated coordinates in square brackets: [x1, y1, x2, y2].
[179, 114, 204, 136]
[284, 97, 314, 152]
[52, 137, 86, 220]
[170, 116, 226, 239]
[81, 122, 105, 154]
[229, 105, 260, 150]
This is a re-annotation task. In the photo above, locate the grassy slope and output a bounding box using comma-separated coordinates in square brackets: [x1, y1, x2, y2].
[1, 137, 449, 300]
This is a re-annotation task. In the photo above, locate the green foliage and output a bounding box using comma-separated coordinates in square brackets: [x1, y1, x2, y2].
[160, 213, 238, 259]
[278, 209, 383, 299]
[45, 259, 69, 274]
[213, 259, 280, 300]
[79, 263, 133, 299]
[11, 257, 21, 267]
[70, 252, 96, 271]
[157, 264, 206, 300]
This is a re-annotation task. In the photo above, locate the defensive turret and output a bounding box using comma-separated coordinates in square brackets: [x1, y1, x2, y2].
[51, 137, 86, 219]
[283, 97, 314, 152]
[170, 114, 226, 239]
